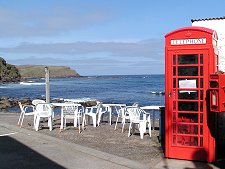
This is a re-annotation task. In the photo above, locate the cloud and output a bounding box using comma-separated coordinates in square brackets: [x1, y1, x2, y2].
[0, 38, 164, 58]
[0, 4, 112, 37]
[0, 1, 165, 75]
[6, 39, 165, 75]
[9, 56, 123, 67]
[7, 56, 134, 75]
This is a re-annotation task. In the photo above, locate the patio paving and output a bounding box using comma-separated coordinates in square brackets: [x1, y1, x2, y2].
[0, 112, 224, 168]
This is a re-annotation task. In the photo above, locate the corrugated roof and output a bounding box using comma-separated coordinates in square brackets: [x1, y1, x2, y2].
[191, 16, 225, 22]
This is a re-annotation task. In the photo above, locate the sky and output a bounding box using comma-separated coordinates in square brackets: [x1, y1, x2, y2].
[0, 0, 225, 76]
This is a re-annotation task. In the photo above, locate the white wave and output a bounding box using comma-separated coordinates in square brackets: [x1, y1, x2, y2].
[0, 86, 8, 88]
[19, 82, 45, 86]
[150, 91, 165, 95]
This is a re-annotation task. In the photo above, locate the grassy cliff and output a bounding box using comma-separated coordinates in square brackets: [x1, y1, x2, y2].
[0, 57, 21, 83]
[17, 65, 80, 79]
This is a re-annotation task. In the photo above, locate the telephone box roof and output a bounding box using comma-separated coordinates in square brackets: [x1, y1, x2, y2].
[191, 16, 225, 22]
[165, 26, 215, 38]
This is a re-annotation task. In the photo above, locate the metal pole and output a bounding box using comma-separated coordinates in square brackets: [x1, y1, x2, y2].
[45, 66, 50, 103]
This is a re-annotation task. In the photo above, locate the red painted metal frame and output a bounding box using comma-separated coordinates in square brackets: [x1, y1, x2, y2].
[165, 26, 218, 162]
[209, 74, 225, 112]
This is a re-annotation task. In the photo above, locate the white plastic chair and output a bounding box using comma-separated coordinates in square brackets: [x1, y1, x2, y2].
[82, 102, 103, 128]
[97, 105, 108, 126]
[32, 99, 49, 120]
[114, 106, 128, 132]
[127, 107, 151, 139]
[82, 106, 99, 128]
[17, 101, 36, 128]
[60, 104, 84, 133]
[34, 103, 54, 131]
[114, 104, 136, 132]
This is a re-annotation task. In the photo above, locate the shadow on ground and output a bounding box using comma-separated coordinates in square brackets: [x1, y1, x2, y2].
[0, 136, 65, 169]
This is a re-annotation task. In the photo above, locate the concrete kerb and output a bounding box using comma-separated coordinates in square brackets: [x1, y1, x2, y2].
[0, 122, 151, 169]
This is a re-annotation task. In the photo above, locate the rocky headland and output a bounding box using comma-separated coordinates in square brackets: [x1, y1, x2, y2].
[0, 57, 21, 83]
[0, 57, 80, 83]
[0, 57, 82, 110]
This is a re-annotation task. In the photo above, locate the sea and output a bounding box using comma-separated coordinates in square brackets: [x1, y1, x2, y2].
[0, 74, 165, 113]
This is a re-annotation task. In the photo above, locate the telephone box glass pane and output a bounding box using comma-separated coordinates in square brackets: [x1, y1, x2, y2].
[173, 123, 176, 133]
[200, 54, 203, 64]
[178, 90, 198, 100]
[178, 54, 198, 64]
[177, 136, 198, 146]
[173, 101, 176, 110]
[173, 136, 176, 145]
[200, 90, 203, 100]
[200, 66, 203, 76]
[173, 55, 176, 65]
[200, 78, 203, 88]
[200, 114, 203, 123]
[200, 126, 203, 135]
[200, 137, 203, 147]
[177, 113, 198, 123]
[173, 67, 176, 76]
[173, 112, 176, 122]
[178, 66, 198, 76]
[200, 102, 203, 112]
[173, 78, 176, 88]
[178, 124, 198, 134]
[178, 101, 198, 111]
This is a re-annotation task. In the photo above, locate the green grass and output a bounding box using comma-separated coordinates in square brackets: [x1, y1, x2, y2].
[17, 65, 80, 78]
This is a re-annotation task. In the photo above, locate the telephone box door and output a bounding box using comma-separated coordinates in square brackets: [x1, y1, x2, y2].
[166, 49, 213, 161]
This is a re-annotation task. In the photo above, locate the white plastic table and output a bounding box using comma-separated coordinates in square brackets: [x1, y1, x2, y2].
[64, 98, 97, 103]
[140, 106, 162, 130]
[102, 104, 126, 125]
[51, 102, 82, 130]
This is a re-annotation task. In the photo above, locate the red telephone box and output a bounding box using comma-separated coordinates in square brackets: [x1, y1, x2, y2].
[165, 26, 218, 162]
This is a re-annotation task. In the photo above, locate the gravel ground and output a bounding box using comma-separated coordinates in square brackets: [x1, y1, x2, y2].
[1, 112, 164, 166]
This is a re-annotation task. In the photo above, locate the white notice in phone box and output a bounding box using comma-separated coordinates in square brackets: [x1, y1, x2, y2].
[179, 79, 196, 88]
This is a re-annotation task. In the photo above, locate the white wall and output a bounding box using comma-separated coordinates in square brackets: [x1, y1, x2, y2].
[192, 19, 225, 72]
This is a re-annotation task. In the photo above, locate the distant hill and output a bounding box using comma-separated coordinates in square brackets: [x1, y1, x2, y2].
[0, 57, 21, 83]
[17, 65, 80, 79]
